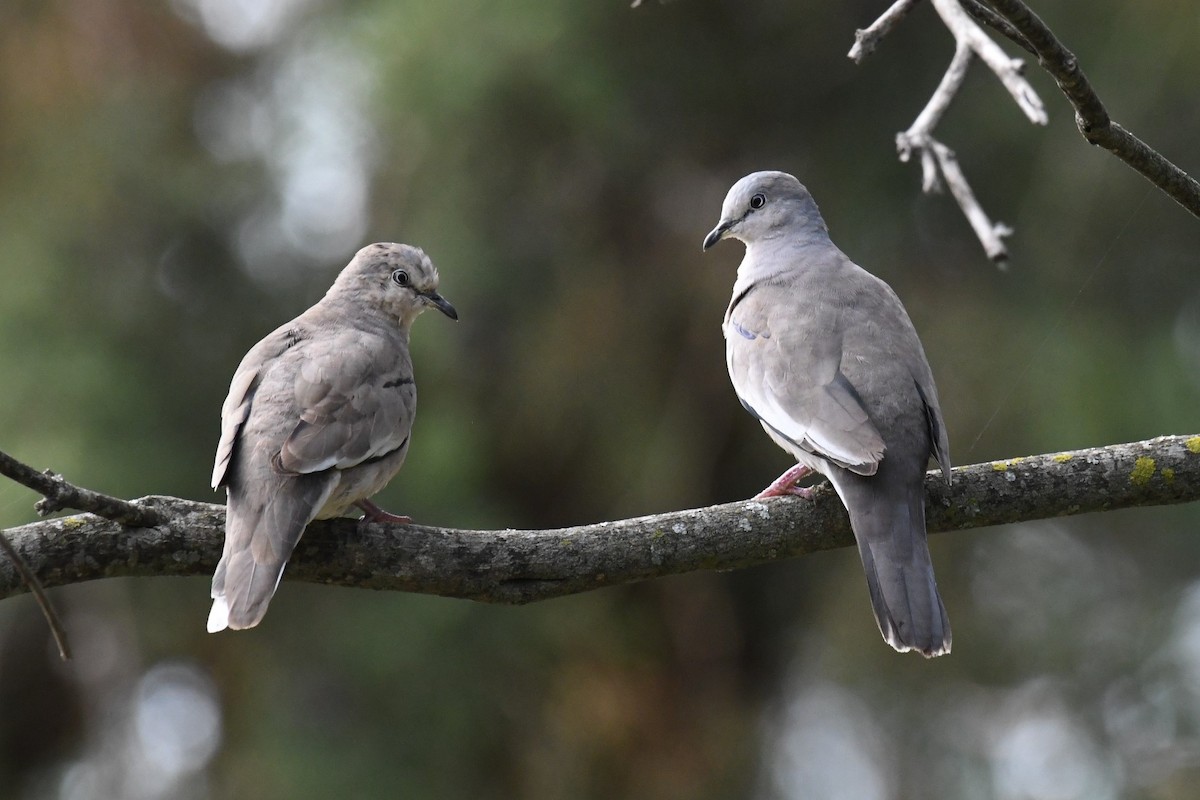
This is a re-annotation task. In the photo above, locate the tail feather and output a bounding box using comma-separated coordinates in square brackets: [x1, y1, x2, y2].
[216, 557, 289, 631]
[209, 474, 334, 632]
[829, 471, 951, 657]
[207, 596, 231, 633]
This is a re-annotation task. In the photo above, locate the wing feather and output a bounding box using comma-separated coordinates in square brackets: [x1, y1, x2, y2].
[726, 284, 885, 473]
[277, 330, 415, 474]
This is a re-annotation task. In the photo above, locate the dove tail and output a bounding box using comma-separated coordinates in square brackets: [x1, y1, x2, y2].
[207, 596, 231, 633]
[208, 475, 333, 632]
[830, 472, 951, 657]
[210, 555, 288, 631]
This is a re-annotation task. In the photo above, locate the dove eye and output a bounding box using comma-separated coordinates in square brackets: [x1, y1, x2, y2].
[749, 193, 766, 210]
[391, 269, 410, 287]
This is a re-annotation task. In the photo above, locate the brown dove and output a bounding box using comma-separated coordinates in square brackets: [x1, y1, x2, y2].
[704, 171, 952, 657]
[208, 242, 457, 632]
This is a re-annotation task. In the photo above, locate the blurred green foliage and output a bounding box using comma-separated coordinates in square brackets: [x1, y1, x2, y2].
[1, 0, 1199, 798]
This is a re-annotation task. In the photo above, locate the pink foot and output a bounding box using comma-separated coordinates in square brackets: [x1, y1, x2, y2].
[355, 498, 412, 525]
[753, 464, 816, 500]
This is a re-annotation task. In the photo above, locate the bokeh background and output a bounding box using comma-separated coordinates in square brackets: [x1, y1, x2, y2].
[1, 0, 1199, 797]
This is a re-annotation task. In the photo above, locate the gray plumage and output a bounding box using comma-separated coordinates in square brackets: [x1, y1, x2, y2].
[704, 171, 952, 657]
[208, 242, 457, 632]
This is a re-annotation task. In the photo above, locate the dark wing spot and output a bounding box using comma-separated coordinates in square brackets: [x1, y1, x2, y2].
[832, 371, 869, 411]
[728, 284, 755, 316]
[913, 377, 951, 483]
[382, 376, 414, 389]
[269, 450, 301, 476]
[361, 436, 409, 465]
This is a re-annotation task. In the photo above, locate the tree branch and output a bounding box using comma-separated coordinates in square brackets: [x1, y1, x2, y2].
[2, 436, 1197, 606]
[930, 0, 1046, 125]
[849, 0, 1200, 259]
[895, 40, 1014, 262]
[0, 531, 70, 659]
[848, 0, 924, 64]
[981, 0, 1200, 219]
[0, 449, 163, 528]
[930, 138, 1014, 262]
[853, 0, 1047, 263]
[959, 0, 1035, 57]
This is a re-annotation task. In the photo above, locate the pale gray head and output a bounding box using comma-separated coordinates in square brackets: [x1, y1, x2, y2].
[331, 242, 458, 324]
[702, 171, 828, 251]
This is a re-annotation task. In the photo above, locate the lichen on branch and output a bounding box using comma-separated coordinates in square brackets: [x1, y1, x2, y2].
[2, 436, 1197, 606]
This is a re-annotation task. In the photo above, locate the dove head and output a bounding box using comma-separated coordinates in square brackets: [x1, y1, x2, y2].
[702, 171, 829, 251]
[331, 242, 457, 325]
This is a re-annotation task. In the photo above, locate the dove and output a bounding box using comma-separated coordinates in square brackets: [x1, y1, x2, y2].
[703, 171, 952, 657]
[207, 242, 457, 633]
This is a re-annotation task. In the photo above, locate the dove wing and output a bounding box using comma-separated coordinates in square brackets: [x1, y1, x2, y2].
[212, 324, 307, 489]
[277, 328, 416, 475]
[725, 282, 885, 474]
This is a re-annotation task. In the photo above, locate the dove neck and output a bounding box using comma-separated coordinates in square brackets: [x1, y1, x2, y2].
[318, 293, 414, 339]
[754, 216, 832, 248]
[738, 229, 839, 282]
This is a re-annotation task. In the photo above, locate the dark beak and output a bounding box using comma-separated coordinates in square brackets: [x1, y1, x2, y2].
[424, 291, 458, 320]
[702, 220, 732, 251]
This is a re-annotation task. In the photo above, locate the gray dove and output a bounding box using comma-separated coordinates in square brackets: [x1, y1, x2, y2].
[208, 242, 457, 633]
[703, 171, 952, 657]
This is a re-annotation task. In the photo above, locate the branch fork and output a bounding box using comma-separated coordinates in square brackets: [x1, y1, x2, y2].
[854, 0, 1046, 264]
[0, 447, 167, 660]
[851, 0, 1200, 260]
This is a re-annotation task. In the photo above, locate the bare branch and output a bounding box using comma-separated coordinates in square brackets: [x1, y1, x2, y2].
[853, 0, 1047, 262]
[0, 447, 135, 656]
[930, 140, 1014, 261]
[855, 0, 1200, 238]
[902, 38, 974, 139]
[0, 531, 70, 659]
[848, 0, 924, 64]
[983, 0, 1200, 219]
[894, 37, 1013, 262]
[0, 448, 163, 528]
[959, 0, 1036, 57]
[929, 0, 1046, 124]
[3, 436, 1198, 606]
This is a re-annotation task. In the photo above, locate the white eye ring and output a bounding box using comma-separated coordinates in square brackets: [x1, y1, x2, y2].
[749, 193, 766, 210]
[391, 269, 410, 287]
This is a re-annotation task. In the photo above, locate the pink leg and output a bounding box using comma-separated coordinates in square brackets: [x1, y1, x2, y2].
[355, 498, 413, 525]
[753, 464, 816, 500]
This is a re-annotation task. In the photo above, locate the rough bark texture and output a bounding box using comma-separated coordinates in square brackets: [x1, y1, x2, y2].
[2, 435, 1198, 605]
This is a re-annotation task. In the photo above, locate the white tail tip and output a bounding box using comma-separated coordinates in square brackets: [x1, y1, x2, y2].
[207, 596, 230, 633]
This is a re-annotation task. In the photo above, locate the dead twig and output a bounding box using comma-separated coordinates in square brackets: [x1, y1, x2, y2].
[848, 0, 924, 63]
[0, 530, 70, 660]
[850, 0, 1199, 258]
[0, 448, 163, 528]
[851, 0, 1046, 263]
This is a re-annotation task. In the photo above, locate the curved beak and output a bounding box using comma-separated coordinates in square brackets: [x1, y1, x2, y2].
[423, 291, 458, 320]
[702, 219, 733, 251]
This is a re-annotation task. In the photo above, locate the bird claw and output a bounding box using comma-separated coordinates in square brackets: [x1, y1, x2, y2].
[754, 484, 816, 500]
[355, 498, 412, 525]
[753, 464, 816, 500]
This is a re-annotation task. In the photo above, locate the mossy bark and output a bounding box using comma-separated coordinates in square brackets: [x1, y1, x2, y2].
[2, 435, 1198, 604]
